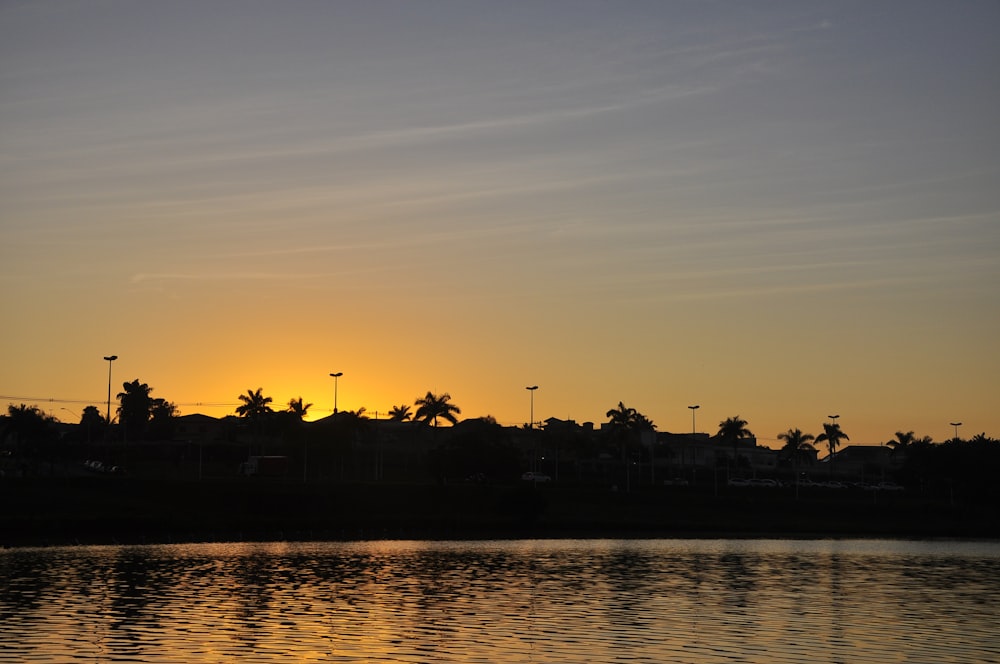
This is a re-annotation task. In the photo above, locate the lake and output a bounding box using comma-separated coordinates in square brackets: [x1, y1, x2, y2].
[2, 539, 998, 663]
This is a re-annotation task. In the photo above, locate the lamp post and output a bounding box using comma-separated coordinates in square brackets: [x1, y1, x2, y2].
[330, 372, 343, 415]
[103, 355, 118, 425]
[950, 422, 962, 441]
[828, 414, 840, 426]
[526, 385, 538, 429]
[526, 385, 539, 474]
[688, 404, 701, 491]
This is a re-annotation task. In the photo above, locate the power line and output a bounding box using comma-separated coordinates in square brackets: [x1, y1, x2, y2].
[173, 402, 242, 408]
[0, 395, 242, 408]
[0, 395, 101, 405]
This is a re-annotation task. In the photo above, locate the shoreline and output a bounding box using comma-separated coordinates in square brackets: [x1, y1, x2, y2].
[4, 476, 997, 549]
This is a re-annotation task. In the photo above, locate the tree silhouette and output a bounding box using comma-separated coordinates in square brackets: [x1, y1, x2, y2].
[148, 398, 178, 440]
[287, 397, 312, 420]
[816, 422, 849, 474]
[778, 428, 815, 465]
[604, 401, 656, 434]
[606, 401, 637, 429]
[80, 405, 105, 428]
[235, 388, 274, 455]
[414, 392, 461, 427]
[236, 388, 274, 420]
[73, 405, 105, 444]
[1, 404, 58, 470]
[778, 428, 815, 492]
[111, 380, 177, 442]
[633, 412, 655, 430]
[388, 404, 412, 422]
[886, 430, 916, 455]
[2, 404, 55, 449]
[604, 402, 654, 491]
[117, 379, 155, 441]
[717, 416, 754, 466]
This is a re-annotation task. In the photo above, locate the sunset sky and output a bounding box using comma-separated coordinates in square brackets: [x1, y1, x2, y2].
[2, 1, 998, 448]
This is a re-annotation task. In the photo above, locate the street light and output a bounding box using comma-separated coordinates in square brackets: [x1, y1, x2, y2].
[330, 372, 343, 415]
[103, 355, 118, 425]
[526, 385, 538, 429]
[828, 414, 840, 425]
[950, 422, 962, 440]
[688, 405, 700, 436]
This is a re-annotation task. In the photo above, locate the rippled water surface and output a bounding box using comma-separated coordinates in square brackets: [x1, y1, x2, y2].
[2, 539, 999, 663]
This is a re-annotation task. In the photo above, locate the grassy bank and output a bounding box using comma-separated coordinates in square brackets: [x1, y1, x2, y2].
[3, 477, 997, 547]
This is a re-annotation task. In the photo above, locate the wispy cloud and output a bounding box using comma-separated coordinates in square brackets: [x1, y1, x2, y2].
[332, 88, 714, 152]
[129, 272, 323, 284]
[605, 271, 952, 305]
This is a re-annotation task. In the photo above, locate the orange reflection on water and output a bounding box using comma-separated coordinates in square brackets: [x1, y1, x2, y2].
[3, 539, 999, 663]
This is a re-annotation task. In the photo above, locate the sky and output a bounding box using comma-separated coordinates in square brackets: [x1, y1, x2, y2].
[2, 1, 998, 448]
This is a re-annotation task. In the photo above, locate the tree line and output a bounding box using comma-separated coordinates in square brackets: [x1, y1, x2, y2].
[2, 380, 990, 452]
[2, 380, 997, 496]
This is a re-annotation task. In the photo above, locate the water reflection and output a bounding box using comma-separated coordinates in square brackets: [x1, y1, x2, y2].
[2, 539, 999, 663]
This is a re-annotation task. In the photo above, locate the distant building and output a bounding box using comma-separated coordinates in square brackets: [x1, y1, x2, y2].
[651, 431, 804, 479]
[174, 413, 225, 443]
[823, 445, 901, 481]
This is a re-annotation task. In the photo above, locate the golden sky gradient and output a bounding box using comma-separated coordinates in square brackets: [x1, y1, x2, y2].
[2, 2, 998, 448]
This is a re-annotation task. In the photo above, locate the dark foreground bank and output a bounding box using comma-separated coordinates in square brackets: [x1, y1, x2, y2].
[3, 477, 997, 547]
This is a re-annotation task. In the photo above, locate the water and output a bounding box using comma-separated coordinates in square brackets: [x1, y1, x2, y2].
[2, 539, 999, 663]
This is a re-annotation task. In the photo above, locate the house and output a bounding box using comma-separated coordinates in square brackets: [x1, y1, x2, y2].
[173, 413, 225, 443]
[823, 445, 901, 481]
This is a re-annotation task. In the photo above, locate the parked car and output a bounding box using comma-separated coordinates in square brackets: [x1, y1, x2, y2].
[521, 471, 551, 483]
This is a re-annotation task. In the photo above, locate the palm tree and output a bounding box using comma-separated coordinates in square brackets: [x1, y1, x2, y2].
[287, 397, 312, 421]
[388, 404, 412, 422]
[414, 392, 461, 427]
[778, 428, 815, 489]
[606, 402, 636, 491]
[606, 401, 638, 429]
[605, 402, 655, 491]
[236, 388, 274, 420]
[634, 413, 656, 431]
[886, 430, 916, 455]
[717, 416, 754, 468]
[117, 379, 154, 441]
[236, 388, 274, 455]
[778, 428, 815, 465]
[815, 422, 849, 474]
[778, 427, 815, 498]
